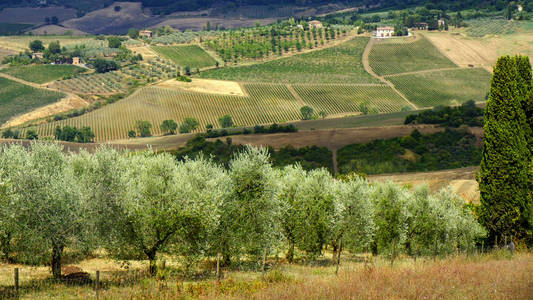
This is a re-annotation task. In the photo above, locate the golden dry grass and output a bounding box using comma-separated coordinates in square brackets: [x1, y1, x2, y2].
[1, 252, 531, 299]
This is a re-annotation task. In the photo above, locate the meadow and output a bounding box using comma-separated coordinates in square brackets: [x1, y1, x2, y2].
[387, 68, 492, 107]
[199, 37, 380, 84]
[0, 77, 65, 125]
[151, 45, 217, 69]
[465, 17, 524, 37]
[0, 64, 86, 84]
[369, 36, 457, 76]
[0, 252, 530, 299]
[0, 35, 95, 52]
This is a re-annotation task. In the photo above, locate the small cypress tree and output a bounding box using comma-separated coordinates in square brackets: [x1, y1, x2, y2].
[478, 56, 531, 245]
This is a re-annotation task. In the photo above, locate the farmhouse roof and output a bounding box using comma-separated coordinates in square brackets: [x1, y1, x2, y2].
[377, 26, 394, 30]
[309, 20, 322, 24]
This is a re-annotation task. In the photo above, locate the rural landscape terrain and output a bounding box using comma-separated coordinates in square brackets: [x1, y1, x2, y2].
[0, 0, 532, 299]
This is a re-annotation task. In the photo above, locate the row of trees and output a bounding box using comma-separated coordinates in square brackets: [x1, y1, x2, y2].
[131, 116, 234, 138]
[0, 143, 485, 278]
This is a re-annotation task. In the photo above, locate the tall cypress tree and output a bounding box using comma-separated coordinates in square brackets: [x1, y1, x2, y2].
[478, 56, 530, 245]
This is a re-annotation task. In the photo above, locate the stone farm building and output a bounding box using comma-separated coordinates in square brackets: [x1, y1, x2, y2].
[376, 26, 394, 38]
[139, 30, 152, 38]
[308, 20, 323, 28]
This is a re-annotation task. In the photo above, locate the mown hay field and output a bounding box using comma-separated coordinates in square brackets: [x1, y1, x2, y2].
[1, 64, 86, 84]
[292, 84, 411, 114]
[199, 37, 380, 84]
[387, 68, 492, 107]
[0, 77, 65, 125]
[369, 36, 457, 76]
[151, 45, 217, 69]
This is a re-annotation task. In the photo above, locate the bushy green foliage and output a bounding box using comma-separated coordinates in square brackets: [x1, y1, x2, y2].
[404, 101, 484, 127]
[337, 128, 482, 175]
[218, 115, 233, 128]
[54, 125, 95, 143]
[92, 58, 119, 73]
[160, 119, 178, 135]
[300, 106, 314, 120]
[478, 56, 531, 245]
[0, 143, 485, 274]
[135, 120, 152, 137]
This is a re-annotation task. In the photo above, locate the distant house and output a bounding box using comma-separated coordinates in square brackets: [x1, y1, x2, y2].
[376, 26, 394, 38]
[72, 57, 80, 65]
[296, 24, 304, 30]
[438, 19, 445, 27]
[139, 30, 153, 38]
[413, 22, 428, 30]
[33, 52, 43, 59]
[308, 20, 323, 29]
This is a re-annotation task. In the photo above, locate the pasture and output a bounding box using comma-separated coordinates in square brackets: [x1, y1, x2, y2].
[151, 45, 217, 69]
[369, 36, 457, 76]
[386, 68, 492, 108]
[292, 84, 410, 114]
[0, 65, 86, 84]
[32, 83, 303, 141]
[199, 37, 380, 84]
[0, 77, 65, 125]
[0, 36, 95, 52]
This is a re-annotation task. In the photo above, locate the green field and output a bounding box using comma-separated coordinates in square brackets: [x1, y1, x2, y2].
[33, 84, 304, 141]
[465, 18, 523, 37]
[387, 68, 491, 107]
[0, 77, 65, 125]
[292, 84, 410, 114]
[369, 36, 457, 75]
[151, 45, 217, 69]
[0, 23, 33, 35]
[1, 64, 86, 84]
[50, 71, 127, 95]
[199, 38, 380, 84]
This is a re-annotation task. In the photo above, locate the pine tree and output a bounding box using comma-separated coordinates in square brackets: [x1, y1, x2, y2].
[478, 56, 531, 245]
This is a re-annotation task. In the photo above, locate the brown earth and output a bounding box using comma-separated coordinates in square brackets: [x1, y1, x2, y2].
[369, 166, 480, 203]
[157, 78, 246, 96]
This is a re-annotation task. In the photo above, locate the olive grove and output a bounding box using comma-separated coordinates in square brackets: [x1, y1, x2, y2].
[0, 143, 485, 278]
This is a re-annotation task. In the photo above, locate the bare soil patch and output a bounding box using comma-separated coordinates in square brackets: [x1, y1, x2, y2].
[127, 45, 158, 59]
[0, 6, 77, 24]
[369, 166, 479, 202]
[1, 95, 88, 129]
[157, 78, 246, 96]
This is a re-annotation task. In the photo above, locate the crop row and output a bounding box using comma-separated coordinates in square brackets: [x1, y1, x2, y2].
[50, 71, 127, 94]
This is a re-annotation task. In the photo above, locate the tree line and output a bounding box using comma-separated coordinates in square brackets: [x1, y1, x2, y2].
[0, 143, 485, 278]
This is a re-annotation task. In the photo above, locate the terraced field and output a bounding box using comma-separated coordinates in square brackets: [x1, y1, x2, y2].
[199, 37, 379, 84]
[369, 36, 457, 76]
[151, 45, 217, 69]
[386, 68, 491, 107]
[0, 77, 65, 125]
[1, 64, 86, 84]
[292, 84, 410, 114]
[32, 83, 303, 141]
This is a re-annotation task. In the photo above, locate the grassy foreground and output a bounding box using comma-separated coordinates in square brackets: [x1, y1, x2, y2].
[0, 252, 531, 299]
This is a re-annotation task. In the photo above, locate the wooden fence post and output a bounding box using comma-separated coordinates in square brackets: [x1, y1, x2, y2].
[14, 268, 19, 297]
[216, 253, 221, 282]
[95, 270, 100, 300]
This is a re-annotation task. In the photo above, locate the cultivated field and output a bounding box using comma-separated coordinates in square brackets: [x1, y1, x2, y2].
[0, 23, 33, 35]
[0, 77, 65, 125]
[0, 36, 97, 52]
[0, 65, 86, 84]
[465, 17, 523, 37]
[369, 36, 457, 76]
[151, 45, 217, 69]
[387, 68, 491, 107]
[32, 83, 304, 141]
[292, 84, 410, 114]
[200, 37, 380, 84]
[49, 71, 127, 95]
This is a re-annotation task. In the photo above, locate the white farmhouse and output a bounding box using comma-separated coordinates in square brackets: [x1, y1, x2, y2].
[376, 26, 394, 38]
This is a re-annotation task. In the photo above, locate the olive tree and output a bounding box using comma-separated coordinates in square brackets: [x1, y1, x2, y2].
[0, 143, 86, 278]
[217, 147, 280, 265]
[333, 177, 375, 257]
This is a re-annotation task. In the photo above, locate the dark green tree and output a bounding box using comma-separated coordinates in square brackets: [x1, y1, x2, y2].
[300, 106, 314, 120]
[477, 56, 531, 245]
[29, 40, 44, 52]
[218, 115, 233, 128]
[135, 120, 152, 137]
[160, 119, 178, 135]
